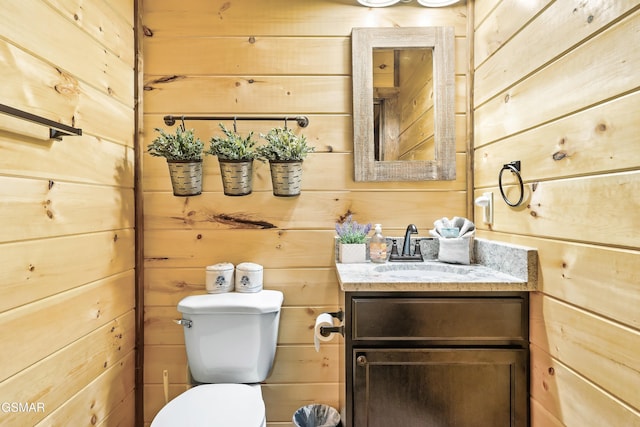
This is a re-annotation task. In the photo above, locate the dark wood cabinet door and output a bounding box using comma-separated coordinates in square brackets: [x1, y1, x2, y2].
[353, 348, 528, 427]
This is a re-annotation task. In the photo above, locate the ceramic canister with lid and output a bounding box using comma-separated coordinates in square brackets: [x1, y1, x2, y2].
[205, 262, 235, 293]
[235, 262, 263, 293]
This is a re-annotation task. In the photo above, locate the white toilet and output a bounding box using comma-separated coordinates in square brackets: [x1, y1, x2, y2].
[151, 290, 284, 427]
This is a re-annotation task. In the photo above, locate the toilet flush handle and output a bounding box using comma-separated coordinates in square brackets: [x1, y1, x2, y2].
[174, 319, 192, 328]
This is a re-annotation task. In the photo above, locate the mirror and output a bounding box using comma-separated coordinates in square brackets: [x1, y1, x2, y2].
[352, 27, 455, 181]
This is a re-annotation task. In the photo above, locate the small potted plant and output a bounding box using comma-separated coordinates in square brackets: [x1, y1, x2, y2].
[257, 127, 315, 197]
[147, 126, 204, 196]
[335, 214, 372, 263]
[206, 123, 259, 196]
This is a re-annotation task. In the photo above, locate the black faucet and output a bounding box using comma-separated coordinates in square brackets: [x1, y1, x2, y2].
[388, 224, 423, 262]
[402, 224, 418, 256]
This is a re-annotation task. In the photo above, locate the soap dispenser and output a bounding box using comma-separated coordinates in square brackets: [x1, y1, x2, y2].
[369, 224, 387, 263]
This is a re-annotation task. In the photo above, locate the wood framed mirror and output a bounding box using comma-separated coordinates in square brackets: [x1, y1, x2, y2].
[352, 27, 455, 181]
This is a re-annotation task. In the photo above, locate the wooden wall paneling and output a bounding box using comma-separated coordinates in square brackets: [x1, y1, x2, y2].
[96, 390, 136, 427]
[474, 9, 640, 145]
[144, 230, 337, 269]
[106, 0, 135, 27]
[143, 75, 351, 114]
[474, 91, 640, 185]
[35, 351, 135, 426]
[530, 398, 565, 427]
[530, 343, 640, 427]
[473, 0, 551, 69]
[0, 0, 133, 98]
[475, 1, 640, 425]
[0, 135, 134, 185]
[2, 0, 135, 424]
[0, 271, 134, 382]
[474, 171, 640, 248]
[474, 231, 640, 331]
[0, 229, 135, 313]
[0, 312, 134, 425]
[142, 0, 468, 38]
[142, 190, 467, 232]
[0, 40, 134, 146]
[530, 293, 640, 409]
[0, 0, 134, 107]
[46, 0, 136, 65]
[143, 37, 351, 76]
[475, 1, 639, 106]
[141, 0, 469, 422]
[144, 267, 339, 307]
[0, 177, 134, 242]
[472, 0, 500, 30]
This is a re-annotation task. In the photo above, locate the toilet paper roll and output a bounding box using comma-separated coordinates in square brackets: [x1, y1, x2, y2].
[314, 313, 335, 352]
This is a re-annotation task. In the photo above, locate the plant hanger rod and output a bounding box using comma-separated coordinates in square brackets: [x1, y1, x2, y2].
[163, 114, 310, 129]
[0, 103, 83, 140]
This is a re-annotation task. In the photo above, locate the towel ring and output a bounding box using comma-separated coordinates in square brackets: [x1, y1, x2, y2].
[499, 161, 524, 207]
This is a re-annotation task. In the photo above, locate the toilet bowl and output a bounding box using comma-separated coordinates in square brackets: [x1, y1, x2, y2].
[151, 383, 266, 427]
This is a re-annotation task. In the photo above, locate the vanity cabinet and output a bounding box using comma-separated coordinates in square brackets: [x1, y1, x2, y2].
[344, 292, 529, 427]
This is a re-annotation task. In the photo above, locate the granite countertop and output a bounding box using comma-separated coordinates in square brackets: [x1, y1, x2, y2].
[335, 238, 538, 292]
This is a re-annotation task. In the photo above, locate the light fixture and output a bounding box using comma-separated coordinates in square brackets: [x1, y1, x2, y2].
[417, 0, 461, 6]
[357, 0, 461, 6]
[357, 0, 401, 7]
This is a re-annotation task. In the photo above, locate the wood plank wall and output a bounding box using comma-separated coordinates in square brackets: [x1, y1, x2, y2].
[473, 1, 640, 425]
[0, 0, 136, 426]
[141, 0, 468, 425]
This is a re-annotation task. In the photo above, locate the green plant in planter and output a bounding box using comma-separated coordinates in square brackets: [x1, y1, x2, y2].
[257, 127, 315, 161]
[257, 127, 315, 197]
[206, 123, 259, 161]
[147, 127, 204, 161]
[147, 127, 204, 196]
[205, 123, 259, 196]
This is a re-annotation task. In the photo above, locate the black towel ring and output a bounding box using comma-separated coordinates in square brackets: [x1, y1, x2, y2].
[499, 161, 524, 207]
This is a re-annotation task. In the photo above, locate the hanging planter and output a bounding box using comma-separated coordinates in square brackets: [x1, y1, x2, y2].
[257, 127, 314, 197]
[218, 159, 254, 196]
[268, 160, 303, 197]
[167, 160, 203, 196]
[206, 123, 259, 196]
[147, 126, 204, 197]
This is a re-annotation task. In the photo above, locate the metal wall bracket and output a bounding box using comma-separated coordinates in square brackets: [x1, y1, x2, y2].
[0, 103, 83, 140]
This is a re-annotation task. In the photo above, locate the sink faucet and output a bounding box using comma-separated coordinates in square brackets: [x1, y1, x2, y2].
[402, 224, 418, 256]
[388, 224, 423, 262]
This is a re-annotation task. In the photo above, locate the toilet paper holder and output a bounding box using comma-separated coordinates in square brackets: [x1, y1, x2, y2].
[319, 309, 344, 337]
[320, 325, 344, 337]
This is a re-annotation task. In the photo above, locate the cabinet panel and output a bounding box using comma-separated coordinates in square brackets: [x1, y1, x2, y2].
[353, 348, 528, 427]
[353, 297, 526, 343]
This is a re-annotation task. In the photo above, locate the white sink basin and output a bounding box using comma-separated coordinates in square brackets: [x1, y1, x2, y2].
[373, 263, 471, 279]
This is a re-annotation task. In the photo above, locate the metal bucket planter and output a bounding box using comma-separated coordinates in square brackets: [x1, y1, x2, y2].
[218, 159, 253, 196]
[167, 160, 203, 197]
[269, 160, 303, 197]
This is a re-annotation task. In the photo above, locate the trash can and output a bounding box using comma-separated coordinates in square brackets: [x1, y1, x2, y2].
[292, 404, 341, 427]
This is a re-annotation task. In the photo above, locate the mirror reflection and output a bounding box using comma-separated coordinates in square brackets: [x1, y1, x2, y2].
[352, 27, 455, 182]
[373, 48, 434, 162]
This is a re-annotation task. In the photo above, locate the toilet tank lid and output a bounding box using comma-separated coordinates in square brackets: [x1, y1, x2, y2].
[178, 290, 284, 314]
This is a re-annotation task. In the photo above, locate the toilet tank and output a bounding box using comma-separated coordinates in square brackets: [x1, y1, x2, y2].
[177, 290, 284, 384]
